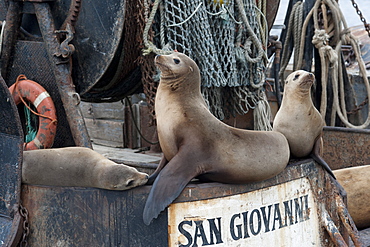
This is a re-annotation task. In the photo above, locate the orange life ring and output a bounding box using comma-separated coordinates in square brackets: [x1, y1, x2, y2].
[9, 75, 57, 150]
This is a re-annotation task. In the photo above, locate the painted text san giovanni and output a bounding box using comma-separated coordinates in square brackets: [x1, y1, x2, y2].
[168, 178, 321, 246]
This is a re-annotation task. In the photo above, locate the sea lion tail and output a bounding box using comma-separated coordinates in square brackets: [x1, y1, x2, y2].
[143, 156, 198, 225]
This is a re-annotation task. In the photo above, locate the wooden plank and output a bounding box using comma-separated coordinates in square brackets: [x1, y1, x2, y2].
[124, 104, 157, 149]
[168, 178, 320, 246]
[21, 185, 168, 247]
[80, 101, 125, 120]
[85, 118, 124, 147]
[92, 144, 161, 163]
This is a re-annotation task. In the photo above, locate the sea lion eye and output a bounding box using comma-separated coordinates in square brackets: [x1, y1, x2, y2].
[173, 58, 180, 64]
[126, 179, 134, 187]
[293, 74, 300, 80]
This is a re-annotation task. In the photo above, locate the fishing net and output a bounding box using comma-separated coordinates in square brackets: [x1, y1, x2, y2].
[141, 0, 271, 130]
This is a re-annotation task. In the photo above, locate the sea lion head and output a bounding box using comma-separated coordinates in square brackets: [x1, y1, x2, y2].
[155, 52, 200, 90]
[284, 70, 315, 96]
[98, 163, 149, 190]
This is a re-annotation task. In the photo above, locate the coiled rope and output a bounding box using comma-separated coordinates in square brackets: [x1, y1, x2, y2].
[285, 0, 370, 129]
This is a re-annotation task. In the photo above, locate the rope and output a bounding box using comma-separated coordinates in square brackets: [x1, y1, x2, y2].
[256, 0, 267, 52]
[141, 0, 271, 130]
[253, 90, 272, 131]
[293, 2, 303, 69]
[142, 0, 172, 55]
[206, 5, 242, 24]
[254, 3, 269, 59]
[307, 0, 370, 128]
[168, 2, 203, 27]
[279, 1, 303, 84]
[235, 0, 265, 63]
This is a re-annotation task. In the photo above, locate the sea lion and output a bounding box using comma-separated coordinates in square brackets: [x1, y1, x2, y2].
[272, 70, 335, 177]
[22, 147, 149, 190]
[334, 165, 370, 229]
[143, 52, 290, 225]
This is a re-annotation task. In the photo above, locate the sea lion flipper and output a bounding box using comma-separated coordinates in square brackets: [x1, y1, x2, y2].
[311, 137, 336, 179]
[143, 155, 199, 225]
[147, 156, 168, 185]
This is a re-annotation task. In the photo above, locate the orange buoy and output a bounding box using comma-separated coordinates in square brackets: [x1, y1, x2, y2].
[9, 75, 57, 150]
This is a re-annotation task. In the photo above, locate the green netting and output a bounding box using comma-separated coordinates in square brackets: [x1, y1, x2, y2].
[144, 0, 271, 129]
[24, 104, 37, 143]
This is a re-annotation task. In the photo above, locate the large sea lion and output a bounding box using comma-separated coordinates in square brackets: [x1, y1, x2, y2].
[334, 165, 370, 229]
[22, 147, 149, 190]
[143, 52, 290, 225]
[272, 70, 335, 177]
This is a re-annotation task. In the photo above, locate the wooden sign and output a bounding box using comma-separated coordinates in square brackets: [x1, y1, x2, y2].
[168, 178, 321, 246]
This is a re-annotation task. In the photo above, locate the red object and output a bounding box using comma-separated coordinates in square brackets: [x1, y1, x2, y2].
[9, 75, 57, 150]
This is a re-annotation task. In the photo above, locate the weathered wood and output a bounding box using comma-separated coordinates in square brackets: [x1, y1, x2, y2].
[85, 118, 124, 147]
[21, 160, 351, 246]
[92, 144, 160, 175]
[124, 104, 157, 149]
[21, 184, 166, 247]
[80, 101, 125, 120]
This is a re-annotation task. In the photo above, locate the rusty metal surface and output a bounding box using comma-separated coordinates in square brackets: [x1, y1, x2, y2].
[0, 1, 22, 79]
[0, 75, 23, 246]
[355, 228, 370, 246]
[21, 160, 351, 246]
[50, 0, 128, 96]
[33, 2, 92, 148]
[336, 195, 364, 247]
[322, 126, 370, 170]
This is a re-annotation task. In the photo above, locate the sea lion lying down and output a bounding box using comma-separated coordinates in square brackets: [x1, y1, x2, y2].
[143, 52, 290, 225]
[22, 147, 149, 190]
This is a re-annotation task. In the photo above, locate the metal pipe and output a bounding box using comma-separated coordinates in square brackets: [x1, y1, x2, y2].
[0, 1, 22, 79]
[34, 2, 92, 148]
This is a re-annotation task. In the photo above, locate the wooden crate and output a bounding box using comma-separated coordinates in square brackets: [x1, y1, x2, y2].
[21, 160, 354, 246]
[80, 101, 157, 149]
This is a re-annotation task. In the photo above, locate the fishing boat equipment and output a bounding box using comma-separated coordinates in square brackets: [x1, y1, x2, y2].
[350, 0, 370, 38]
[142, 0, 272, 130]
[9, 75, 57, 150]
[280, 0, 370, 129]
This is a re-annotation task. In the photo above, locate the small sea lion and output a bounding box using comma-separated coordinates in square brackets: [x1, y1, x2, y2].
[22, 147, 149, 190]
[272, 70, 335, 177]
[143, 52, 290, 225]
[334, 165, 370, 229]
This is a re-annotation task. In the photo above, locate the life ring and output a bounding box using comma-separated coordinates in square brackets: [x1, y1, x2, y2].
[8, 75, 57, 150]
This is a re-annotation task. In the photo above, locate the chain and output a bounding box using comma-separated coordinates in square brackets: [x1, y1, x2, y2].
[350, 0, 370, 38]
[347, 96, 369, 115]
[19, 204, 30, 247]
